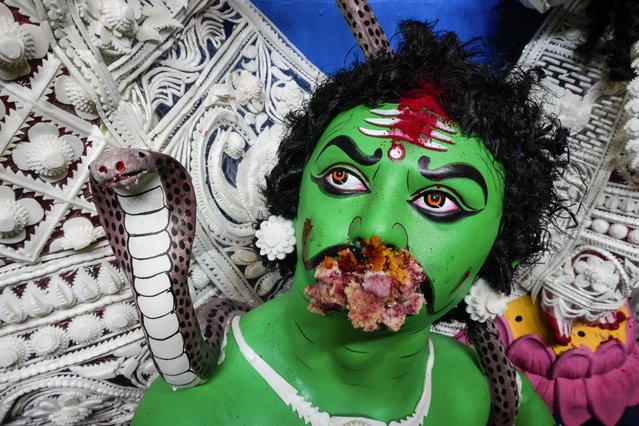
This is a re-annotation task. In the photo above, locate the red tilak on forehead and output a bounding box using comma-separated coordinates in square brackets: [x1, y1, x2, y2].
[357, 84, 457, 161]
[391, 84, 454, 149]
[399, 82, 450, 120]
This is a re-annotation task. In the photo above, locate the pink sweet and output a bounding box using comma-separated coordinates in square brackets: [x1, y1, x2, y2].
[305, 239, 426, 332]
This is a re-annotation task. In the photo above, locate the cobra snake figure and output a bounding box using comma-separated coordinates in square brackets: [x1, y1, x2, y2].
[89, 149, 249, 388]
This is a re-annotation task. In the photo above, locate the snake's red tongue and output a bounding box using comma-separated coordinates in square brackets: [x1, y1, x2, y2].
[305, 237, 426, 332]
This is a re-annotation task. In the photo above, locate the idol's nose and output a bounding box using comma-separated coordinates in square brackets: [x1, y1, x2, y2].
[348, 213, 409, 250]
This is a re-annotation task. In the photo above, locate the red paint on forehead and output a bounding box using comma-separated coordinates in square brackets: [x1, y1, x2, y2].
[389, 83, 452, 149]
[399, 83, 449, 120]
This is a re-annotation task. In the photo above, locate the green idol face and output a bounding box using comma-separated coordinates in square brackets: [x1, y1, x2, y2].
[295, 104, 505, 321]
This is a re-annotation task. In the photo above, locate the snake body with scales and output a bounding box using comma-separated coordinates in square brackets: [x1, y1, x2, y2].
[89, 149, 249, 388]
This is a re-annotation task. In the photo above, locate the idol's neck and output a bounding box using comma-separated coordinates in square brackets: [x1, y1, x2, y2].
[240, 266, 434, 422]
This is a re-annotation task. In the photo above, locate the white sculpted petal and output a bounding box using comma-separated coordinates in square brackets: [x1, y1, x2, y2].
[255, 215, 295, 261]
[464, 278, 510, 322]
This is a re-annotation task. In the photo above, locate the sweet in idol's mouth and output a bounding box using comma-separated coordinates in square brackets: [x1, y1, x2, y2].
[305, 236, 426, 332]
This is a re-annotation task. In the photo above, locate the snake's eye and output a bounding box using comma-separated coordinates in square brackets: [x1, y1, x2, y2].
[410, 189, 475, 222]
[313, 165, 369, 196]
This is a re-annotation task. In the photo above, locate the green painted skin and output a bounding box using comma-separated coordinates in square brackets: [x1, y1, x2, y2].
[133, 105, 553, 425]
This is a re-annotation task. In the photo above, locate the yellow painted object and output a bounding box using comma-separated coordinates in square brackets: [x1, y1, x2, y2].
[503, 295, 629, 356]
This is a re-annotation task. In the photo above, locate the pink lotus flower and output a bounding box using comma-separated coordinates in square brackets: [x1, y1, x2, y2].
[502, 309, 639, 426]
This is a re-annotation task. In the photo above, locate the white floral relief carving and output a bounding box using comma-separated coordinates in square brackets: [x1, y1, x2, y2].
[50, 217, 105, 252]
[23, 392, 104, 425]
[0, 186, 44, 244]
[542, 252, 627, 326]
[618, 52, 639, 185]
[254, 215, 295, 261]
[54, 75, 99, 120]
[102, 303, 137, 333]
[12, 122, 84, 182]
[0, 335, 30, 369]
[30, 325, 69, 358]
[66, 313, 104, 344]
[0, 3, 48, 81]
[77, 0, 184, 56]
[236, 123, 284, 221]
[229, 64, 267, 129]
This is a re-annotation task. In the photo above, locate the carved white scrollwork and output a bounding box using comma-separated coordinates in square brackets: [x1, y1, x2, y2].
[541, 249, 628, 325]
[77, 0, 184, 56]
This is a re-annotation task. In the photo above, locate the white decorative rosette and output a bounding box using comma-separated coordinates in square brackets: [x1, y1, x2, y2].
[464, 278, 510, 323]
[255, 215, 295, 261]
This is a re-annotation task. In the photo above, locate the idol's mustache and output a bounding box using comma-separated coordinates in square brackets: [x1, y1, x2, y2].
[303, 243, 362, 271]
[303, 243, 432, 300]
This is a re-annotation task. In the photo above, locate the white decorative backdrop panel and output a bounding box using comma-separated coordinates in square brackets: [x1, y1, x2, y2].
[0, 1, 318, 424]
[0, 0, 637, 424]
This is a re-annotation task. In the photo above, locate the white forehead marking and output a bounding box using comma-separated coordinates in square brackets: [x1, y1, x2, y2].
[357, 108, 457, 152]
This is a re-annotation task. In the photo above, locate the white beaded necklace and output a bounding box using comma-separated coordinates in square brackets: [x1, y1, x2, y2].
[231, 316, 434, 426]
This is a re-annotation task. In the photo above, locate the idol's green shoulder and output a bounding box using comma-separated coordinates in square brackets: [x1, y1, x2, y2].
[426, 333, 491, 425]
[132, 325, 301, 426]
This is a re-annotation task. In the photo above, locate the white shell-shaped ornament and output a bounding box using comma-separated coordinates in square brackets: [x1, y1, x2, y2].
[0, 186, 44, 243]
[57, 217, 105, 251]
[30, 325, 69, 357]
[0, 198, 29, 239]
[629, 230, 639, 244]
[66, 313, 103, 343]
[0, 336, 29, 368]
[22, 282, 52, 317]
[97, 261, 125, 294]
[0, 289, 25, 323]
[47, 276, 75, 309]
[100, 0, 137, 35]
[223, 131, 246, 160]
[73, 268, 101, 302]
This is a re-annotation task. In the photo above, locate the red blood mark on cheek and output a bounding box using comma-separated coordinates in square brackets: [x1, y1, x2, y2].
[449, 269, 471, 295]
[302, 218, 313, 264]
[116, 161, 126, 172]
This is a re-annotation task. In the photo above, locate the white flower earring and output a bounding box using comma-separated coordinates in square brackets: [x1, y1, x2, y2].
[464, 278, 511, 322]
[255, 215, 295, 261]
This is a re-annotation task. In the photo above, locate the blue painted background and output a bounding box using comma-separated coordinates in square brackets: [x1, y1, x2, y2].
[252, 0, 547, 73]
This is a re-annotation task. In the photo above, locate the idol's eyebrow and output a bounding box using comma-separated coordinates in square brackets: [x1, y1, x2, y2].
[317, 135, 382, 166]
[418, 156, 488, 203]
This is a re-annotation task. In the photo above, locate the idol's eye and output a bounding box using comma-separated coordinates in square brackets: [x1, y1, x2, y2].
[313, 166, 369, 195]
[410, 189, 476, 222]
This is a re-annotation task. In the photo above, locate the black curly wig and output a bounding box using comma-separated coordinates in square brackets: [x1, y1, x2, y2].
[263, 20, 569, 295]
[577, 0, 639, 81]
